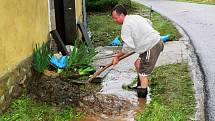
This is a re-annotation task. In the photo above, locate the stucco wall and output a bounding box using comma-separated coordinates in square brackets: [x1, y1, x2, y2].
[0, 0, 49, 76]
[0, 0, 49, 114]
[76, 0, 83, 23]
[0, 0, 84, 114]
[75, 0, 83, 40]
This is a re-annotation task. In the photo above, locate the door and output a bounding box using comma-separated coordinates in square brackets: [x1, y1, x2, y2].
[54, 0, 77, 45]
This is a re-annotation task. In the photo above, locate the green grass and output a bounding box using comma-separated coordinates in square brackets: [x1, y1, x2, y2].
[0, 2, 194, 121]
[131, 2, 181, 41]
[0, 63, 195, 121]
[0, 92, 82, 121]
[136, 63, 195, 121]
[88, 2, 181, 47]
[176, 0, 215, 4]
[32, 42, 50, 73]
[88, 13, 122, 46]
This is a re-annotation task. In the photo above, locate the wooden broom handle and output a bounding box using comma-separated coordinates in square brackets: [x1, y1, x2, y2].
[87, 51, 135, 83]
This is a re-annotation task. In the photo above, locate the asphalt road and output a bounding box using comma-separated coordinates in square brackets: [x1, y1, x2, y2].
[136, 0, 215, 120]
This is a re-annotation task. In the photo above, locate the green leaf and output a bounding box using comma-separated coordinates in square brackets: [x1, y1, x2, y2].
[32, 42, 51, 73]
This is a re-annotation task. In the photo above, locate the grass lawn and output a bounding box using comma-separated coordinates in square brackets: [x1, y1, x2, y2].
[176, 0, 215, 4]
[0, 93, 82, 121]
[136, 63, 195, 120]
[0, 63, 195, 121]
[88, 2, 181, 47]
[0, 2, 195, 121]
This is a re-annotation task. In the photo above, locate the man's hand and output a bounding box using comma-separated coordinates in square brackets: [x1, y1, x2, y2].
[112, 50, 125, 65]
[112, 56, 120, 65]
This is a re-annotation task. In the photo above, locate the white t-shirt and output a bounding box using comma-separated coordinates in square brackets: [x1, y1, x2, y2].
[121, 15, 160, 54]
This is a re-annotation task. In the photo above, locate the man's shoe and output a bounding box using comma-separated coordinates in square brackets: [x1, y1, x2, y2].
[137, 88, 147, 98]
[127, 76, 141, 90]
[127, 85, 138, 90]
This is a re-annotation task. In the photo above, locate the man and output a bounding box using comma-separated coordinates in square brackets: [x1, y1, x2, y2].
[111, 4, 163, 98]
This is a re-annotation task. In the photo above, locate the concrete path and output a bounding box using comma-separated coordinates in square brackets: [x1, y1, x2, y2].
[135, 0, 215, 120]
[93, 41, 189, 120]
[95, 41, 189, 98]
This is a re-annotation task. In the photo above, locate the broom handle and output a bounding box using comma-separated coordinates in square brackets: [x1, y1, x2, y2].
[87, 51, 135, 83]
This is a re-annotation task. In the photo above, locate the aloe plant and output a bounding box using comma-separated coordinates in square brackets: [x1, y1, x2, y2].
[78, 66, 95, 75]
[32, 42, 51, 73]
[67, 41, 97, 71]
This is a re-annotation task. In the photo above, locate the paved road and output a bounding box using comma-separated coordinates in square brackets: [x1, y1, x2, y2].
[136, 0, 215, 120]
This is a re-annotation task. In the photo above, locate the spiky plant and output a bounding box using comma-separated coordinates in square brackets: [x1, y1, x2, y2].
[32, 42, 50, 73]
[67, 41, 97, 71]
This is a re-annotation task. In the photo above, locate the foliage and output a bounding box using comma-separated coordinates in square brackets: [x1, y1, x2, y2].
[88, 13, 121, 46]
[86, 0, 131, 12]
[131, 2, 181, 41]
[0, 92, 82, 121]
[118, 0, 132, 7]
[136, 63, 195, 120]
[176, 0, 215, 4]
[88, 2, 181, 47]
[67, 41, 97, 71]
[32, 42, 50, 73]
[78, 66, 95, 75]
[86, 0, 117, 12]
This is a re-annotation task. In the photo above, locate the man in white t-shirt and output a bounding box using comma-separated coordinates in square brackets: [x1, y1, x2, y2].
[111, 4, 164, 98]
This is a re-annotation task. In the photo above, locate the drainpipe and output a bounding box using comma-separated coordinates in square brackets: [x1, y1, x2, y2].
[82, 0, 87, 29]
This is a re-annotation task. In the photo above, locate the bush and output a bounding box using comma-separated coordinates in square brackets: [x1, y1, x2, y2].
[32, 42, 50, 73]
[67, 41, 97, 71]
[86, 0, 131, 12]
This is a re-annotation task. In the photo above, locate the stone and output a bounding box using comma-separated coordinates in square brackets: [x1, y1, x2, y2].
[0, 57, 33, 115]
[0, 95, 5, 104]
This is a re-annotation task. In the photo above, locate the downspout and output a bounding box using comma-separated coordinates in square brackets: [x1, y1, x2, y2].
[48, 0, 51, 31]
[48, 0, 56, 31]
[82, 0, 87, 29]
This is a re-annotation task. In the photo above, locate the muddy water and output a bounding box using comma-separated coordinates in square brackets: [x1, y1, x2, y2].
[80, 98, 146, 121]
[79, 52, 150, 121]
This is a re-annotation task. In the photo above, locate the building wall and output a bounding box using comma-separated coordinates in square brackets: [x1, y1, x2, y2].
[76, 0, 83, 23]
[0, 0, 49, 76]
[0, 0, 49, 114]
[0, 0, 84, 114]
[76, 0, 84, 40]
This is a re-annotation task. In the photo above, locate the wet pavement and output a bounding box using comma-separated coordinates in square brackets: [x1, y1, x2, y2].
[135, 0, 215, 120]
[79, 41, 188, 121]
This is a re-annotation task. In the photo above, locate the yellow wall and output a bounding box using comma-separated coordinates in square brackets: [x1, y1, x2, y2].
[0, 0, 49, 76]
[76, 0, 83, 23]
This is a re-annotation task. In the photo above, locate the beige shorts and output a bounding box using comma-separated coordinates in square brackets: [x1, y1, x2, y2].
[139, 40, 164, 75]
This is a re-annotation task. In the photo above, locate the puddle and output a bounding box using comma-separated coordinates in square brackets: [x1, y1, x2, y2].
[79, 51, 151, 121]
[79, 99, 147, 121]
[80, 94, 146, 121]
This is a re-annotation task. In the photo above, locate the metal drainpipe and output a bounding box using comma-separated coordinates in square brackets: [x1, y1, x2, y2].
[83, 0, 87, 29]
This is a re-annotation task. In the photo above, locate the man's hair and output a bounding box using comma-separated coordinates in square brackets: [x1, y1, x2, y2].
[111, 4, 127, 15]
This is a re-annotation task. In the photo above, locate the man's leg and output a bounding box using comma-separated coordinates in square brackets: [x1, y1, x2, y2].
[135, 60, 141, 87]
[137, 75, 141, 87]
[139, 74, 148, 88]
[134, 57, 148, 97]
[137, 40, 164, 98]
[137, 74, 148, 98]
[128, 59, 141, 90]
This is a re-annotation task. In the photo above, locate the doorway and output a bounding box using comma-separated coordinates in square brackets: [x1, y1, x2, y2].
[49, 0, 77, 45]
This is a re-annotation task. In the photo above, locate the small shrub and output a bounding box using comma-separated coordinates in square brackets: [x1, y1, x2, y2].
[86, 0, 131, 12]
[32, 42, 51, 73]
[67, 40, 97, 71]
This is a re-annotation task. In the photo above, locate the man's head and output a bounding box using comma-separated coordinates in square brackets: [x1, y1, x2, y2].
[111, 4, 127, 24]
